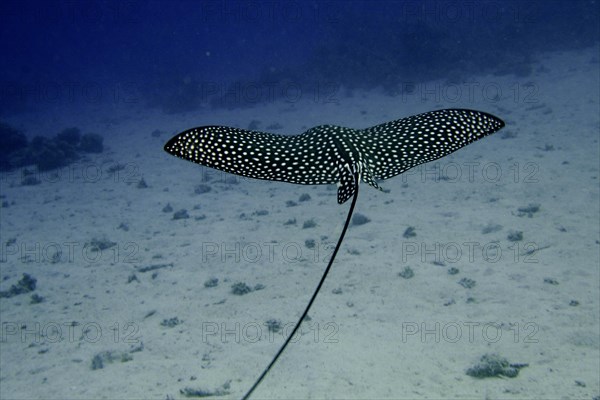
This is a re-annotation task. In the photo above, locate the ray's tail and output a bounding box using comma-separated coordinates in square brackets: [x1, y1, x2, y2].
[242, 172, 360, 400]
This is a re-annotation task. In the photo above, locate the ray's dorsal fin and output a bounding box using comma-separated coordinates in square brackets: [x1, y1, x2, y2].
[337, 164, 357, 204]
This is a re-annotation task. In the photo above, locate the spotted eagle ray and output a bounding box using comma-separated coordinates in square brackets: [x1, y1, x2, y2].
[164, 108, 505, 398]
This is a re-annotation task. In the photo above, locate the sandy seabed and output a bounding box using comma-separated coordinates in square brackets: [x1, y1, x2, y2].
[1, 47, 599, 399]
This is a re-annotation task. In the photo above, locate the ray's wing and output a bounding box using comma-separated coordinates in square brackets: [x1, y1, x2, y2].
[164, 125, 346, 185]
[351, 109, 505, 181]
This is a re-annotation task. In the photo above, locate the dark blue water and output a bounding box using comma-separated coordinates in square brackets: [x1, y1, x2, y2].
[1, 0, 598, 115]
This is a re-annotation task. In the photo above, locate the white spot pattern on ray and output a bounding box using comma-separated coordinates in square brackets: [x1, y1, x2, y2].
[164, 109, 505, 204]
